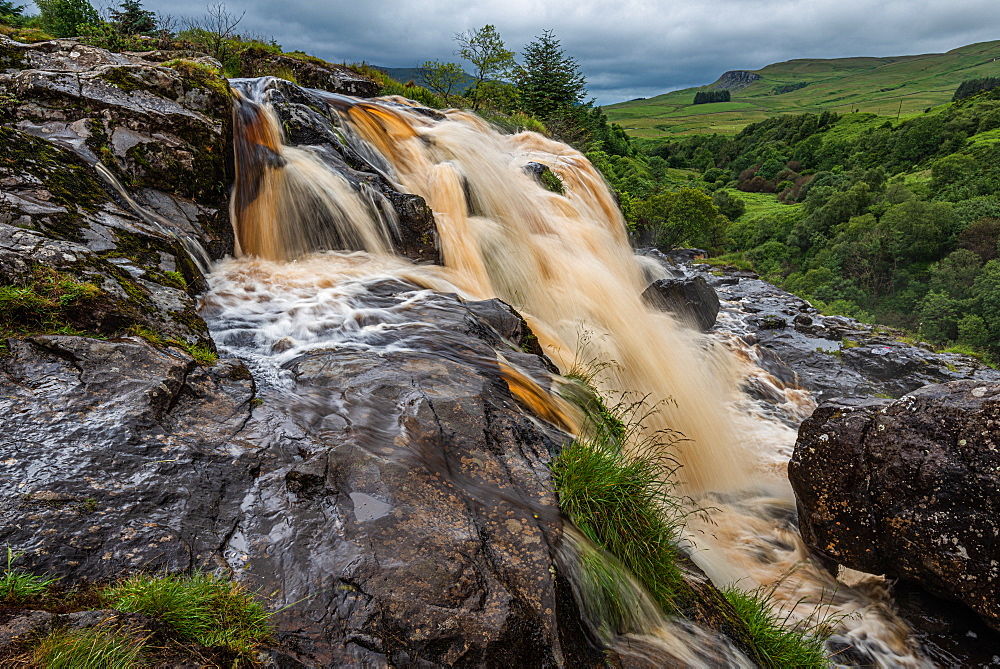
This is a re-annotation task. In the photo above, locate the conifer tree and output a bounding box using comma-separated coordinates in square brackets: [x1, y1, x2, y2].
[109, 0, 156, 36]
[514, 30, 588, 121]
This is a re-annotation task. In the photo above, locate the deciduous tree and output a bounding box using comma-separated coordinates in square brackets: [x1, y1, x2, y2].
[453, 24, 515, 110]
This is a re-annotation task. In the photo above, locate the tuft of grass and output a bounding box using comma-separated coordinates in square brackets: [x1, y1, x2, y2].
[721, 585, 829, 669]
[553, 378, 691, 615]
[0, 547, 57, 603]
[100, 572, 271, 657]
[34, 625, 146, 669]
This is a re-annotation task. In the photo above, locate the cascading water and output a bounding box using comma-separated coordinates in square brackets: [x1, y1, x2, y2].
[205, 77, 933, 666]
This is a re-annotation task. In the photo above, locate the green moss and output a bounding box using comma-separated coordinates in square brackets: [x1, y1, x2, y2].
[161, 58, 232, 101]
[540, 169, 564, 194]
[96, 66, 161, 95]
[0, 128, 110, 235]
[129, 324, 217, 366]
[162, 271, 187, 290]
[0, 268, 105, 349]
[0, 42, 25, 69]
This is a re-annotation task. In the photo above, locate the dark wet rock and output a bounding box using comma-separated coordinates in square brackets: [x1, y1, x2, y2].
[789, 381, 1000, 631]
[642, 276, 720, 330]
[891, 582, 1000, 668]
[0, 609, 55, 648]
[237, 47, 379, 97]
[0, 280, 608, 666]
[707, 275, 1000, 402]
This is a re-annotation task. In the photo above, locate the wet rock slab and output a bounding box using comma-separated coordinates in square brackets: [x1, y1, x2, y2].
[705, 272, 1000, 402]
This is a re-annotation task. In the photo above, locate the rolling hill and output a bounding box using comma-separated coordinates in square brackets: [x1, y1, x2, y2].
[607, 40, 1000, 138]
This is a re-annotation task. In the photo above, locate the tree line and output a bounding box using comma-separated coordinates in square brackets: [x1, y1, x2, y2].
[693, 90, 730, 105]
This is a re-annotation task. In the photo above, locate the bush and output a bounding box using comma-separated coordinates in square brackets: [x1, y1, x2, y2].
[36, 0, 99, 37]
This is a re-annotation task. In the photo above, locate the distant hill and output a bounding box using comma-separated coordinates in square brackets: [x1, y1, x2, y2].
[374, 66, 476, 93]
[607, 40, 1000, 138]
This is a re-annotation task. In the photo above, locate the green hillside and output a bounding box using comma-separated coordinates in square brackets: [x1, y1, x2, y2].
[607, 41, 1000, 138]
[375, 66, 476, 93]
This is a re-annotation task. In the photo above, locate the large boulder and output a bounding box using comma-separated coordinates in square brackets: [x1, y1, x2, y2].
[642, 276, 720, 330]
[789, 381, 1000, 631]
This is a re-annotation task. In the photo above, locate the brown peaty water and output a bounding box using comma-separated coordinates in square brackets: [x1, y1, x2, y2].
[215, 83, 931, 667]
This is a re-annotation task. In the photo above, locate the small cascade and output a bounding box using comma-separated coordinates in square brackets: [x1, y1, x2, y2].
[210, 78, 933, 666]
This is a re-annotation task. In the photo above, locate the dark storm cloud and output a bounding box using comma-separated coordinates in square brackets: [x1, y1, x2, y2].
[84, 0, 1000, 104]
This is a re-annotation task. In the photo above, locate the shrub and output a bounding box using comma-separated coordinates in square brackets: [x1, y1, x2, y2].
[36, 0, 99, 38]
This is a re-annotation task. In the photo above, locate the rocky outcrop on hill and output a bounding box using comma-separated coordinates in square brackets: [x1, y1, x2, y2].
[789, 381, 1000, 632]
[711, 70, 761, 91]
[0, 36, 239, 355]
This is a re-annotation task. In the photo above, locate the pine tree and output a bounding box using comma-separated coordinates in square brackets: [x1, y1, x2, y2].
[515, 30, 588, 121]
[109, 0, 156, 36]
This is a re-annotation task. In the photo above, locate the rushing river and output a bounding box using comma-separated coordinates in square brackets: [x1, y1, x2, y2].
[200, 77, 933, 666]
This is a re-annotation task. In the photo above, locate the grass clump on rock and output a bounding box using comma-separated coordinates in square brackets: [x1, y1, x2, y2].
[552, 376, 691, 615]
[0, 548, 57, 603]
[553, 374, 832, 665]
[722, 585, 829, 668]
[101, 572, 271, 658]
[34, 625, 146, 669]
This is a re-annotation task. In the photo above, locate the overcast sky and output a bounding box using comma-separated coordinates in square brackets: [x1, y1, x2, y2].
[74, 0, 1000, 105]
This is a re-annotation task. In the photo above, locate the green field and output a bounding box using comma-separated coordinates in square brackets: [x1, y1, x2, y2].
[607, 40, 1000, 138]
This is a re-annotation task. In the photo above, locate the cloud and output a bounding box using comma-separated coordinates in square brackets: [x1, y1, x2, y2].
[86, 0, 1000, 104]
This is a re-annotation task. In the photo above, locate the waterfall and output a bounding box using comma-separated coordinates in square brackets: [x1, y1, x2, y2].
[210, 78, 931, 667]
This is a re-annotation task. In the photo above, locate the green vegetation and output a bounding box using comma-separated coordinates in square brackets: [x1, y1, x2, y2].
[0, 268, 101, 347]
[552, 388, 690, 614]
[954, 77, 1000, 101]
[606, 40, 1000, 138]
[35, 0, 98, 38]
[0, 557, 272, 666]
[611, 85, 1000, 362]
[553, 377, 831, 661]
[129, 325, 218, 366]
[693, 90, 730, 105]
[722, 586, 828, 668]
[34, 626, 147, 669]
[0, 548, 57, 602]
[102, 572, 271, 657]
